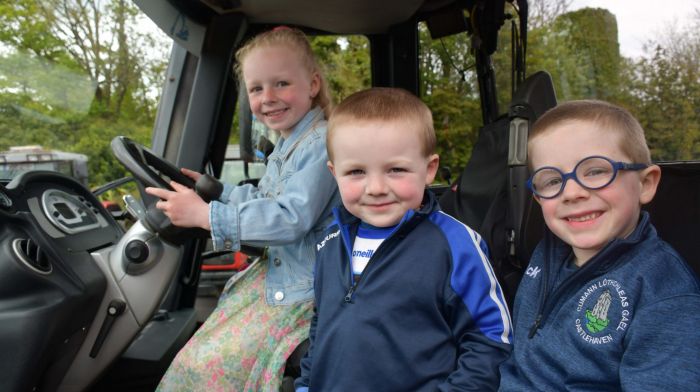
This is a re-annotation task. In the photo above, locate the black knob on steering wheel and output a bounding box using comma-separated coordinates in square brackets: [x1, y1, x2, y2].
[196, 174, 224, 203]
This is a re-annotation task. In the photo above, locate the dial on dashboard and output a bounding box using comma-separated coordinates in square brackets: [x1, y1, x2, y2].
[41, 189, 101, 234]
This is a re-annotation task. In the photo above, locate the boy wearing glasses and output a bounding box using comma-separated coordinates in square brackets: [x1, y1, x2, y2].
[499, 100, 700, 391]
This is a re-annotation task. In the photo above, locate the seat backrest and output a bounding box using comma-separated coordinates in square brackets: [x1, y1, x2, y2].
[644, 161, 700, 277]
[439, 71, 557, 305]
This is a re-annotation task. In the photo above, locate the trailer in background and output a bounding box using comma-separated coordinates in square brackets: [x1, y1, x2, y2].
[0, 145, 88, 185]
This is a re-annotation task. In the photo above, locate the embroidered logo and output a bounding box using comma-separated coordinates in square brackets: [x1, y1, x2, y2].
[525, 266, 541, 278]
[317, 229, 340, 251]
[574, 278, 631, 345]
[585, 290, 611, 333]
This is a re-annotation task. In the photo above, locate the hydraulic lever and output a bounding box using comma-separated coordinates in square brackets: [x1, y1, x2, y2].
[89, 299, 127, 358]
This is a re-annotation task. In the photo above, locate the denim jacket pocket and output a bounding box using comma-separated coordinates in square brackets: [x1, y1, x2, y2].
[265, 239, 316, 305]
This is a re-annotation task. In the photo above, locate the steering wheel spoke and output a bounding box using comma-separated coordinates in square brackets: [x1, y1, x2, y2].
[111, 136, 195, 190]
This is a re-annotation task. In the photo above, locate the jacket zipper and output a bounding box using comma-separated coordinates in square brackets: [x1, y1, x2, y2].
[528, 248, 610, 338]
[343, 244, 387, 303]
[528, 260, 549, 338]
[338, 207, 421, 304]
[343, 231, 401, 303]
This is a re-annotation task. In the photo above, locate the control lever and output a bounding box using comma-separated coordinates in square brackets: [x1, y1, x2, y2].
[123, 194, 146, 220]
[196, 174, 224, 203]
[89, 299, 127, 358]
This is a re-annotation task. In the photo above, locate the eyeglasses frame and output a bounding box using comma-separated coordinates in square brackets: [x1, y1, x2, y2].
[526, 155, 648, 199]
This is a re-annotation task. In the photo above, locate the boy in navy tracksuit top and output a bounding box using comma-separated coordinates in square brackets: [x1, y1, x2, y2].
[295, 88, 513, 392]
[499, 100, 700, 391]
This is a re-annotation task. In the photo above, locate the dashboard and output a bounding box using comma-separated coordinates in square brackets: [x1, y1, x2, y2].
[0, 171, 122, 391]
[1, 170, 184, 392]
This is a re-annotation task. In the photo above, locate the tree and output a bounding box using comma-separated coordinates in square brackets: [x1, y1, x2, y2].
[626, 25, 700, 160]
[557, 8, 621, 101]
[310, 35, 371, 104]
[0, 0, 166, 187]
[47, 0, 166, 117]
[419, 23, 482, 174]
[528, 0, 572, 29]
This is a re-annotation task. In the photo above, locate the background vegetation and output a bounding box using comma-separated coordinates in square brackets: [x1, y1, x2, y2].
[1, 0, 699, 188]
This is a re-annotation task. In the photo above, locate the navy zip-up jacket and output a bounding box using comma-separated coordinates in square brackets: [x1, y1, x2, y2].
[296, 191, 513, 391]
[499, 212, 700, 391]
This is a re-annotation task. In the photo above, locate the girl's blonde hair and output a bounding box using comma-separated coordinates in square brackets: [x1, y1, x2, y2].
[234, 27, 333, 118]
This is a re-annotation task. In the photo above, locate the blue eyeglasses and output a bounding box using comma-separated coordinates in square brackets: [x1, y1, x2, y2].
[526, 155, 648, 199]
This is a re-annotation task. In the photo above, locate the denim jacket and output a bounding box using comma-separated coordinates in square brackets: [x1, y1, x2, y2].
[209, 107, 339, 305]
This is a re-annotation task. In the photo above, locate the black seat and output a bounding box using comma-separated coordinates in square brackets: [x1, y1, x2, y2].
[644, 161, 700, 277]
[439, 71, 557, 306]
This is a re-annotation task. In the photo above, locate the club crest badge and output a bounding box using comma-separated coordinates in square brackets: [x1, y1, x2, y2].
[575, 279, 631, 345]
[585, 290, 611, 333]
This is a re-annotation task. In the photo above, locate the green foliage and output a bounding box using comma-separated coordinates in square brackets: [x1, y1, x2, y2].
[526, 8, 621, 102]
[526, 5, 700, 161]
[72, 116, 151, 185]
[0, 0, 166, 189]
[418, 23, 481, 174]
[3, 0, 700, 191]
[310, 35, 371, 104]
[558, 8, 621, 100]
[627, 46, 700, 161]
[0, 1, 67, 61]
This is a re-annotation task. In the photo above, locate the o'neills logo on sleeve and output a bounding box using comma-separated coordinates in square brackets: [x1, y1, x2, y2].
[574, 278, 631, 345]
[317, 230, 340, 251]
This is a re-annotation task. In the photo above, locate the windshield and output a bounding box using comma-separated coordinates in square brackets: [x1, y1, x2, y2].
[0, 2, 171, 185]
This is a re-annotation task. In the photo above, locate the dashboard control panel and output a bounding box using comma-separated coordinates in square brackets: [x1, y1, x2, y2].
[41, 189, 103, 234]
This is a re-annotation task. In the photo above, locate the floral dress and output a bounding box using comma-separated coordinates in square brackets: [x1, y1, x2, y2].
[156, 259, 313, 391]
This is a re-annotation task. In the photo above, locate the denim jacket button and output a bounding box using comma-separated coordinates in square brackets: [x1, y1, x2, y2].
[274, 291, 285, 301]
[273, 258, 282, 266]
[224, 240, 232, 250]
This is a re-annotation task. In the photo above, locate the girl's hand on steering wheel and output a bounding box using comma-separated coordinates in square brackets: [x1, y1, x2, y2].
[145, 182, 211, 230]
[181, 168, 203, 182]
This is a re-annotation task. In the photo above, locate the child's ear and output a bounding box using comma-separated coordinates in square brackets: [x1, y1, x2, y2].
[327, 160, 336, 177]
[310, 72, 321, 99]
[532, 194, 543, 206]
[424, 154, 440, 185]
[639, 164, 661, 205]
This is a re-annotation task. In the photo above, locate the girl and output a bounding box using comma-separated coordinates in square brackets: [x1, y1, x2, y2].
[148, 27, 339, 391]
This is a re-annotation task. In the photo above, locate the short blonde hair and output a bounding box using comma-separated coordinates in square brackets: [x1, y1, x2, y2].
[327, 87, 435, 161]
[528, 99, 651, 167]
[234, 27, 332, 117]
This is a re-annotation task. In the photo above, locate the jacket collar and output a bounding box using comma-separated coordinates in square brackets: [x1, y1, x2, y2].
[275, 106, 324, 158]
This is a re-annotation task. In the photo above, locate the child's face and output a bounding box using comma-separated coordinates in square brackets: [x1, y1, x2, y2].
[242, 45, 320, 138]
[529, 120, 660, 265]
[328, 119, 439, 227]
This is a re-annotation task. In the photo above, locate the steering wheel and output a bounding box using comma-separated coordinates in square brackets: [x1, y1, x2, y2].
[111, 136, 195, 190]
